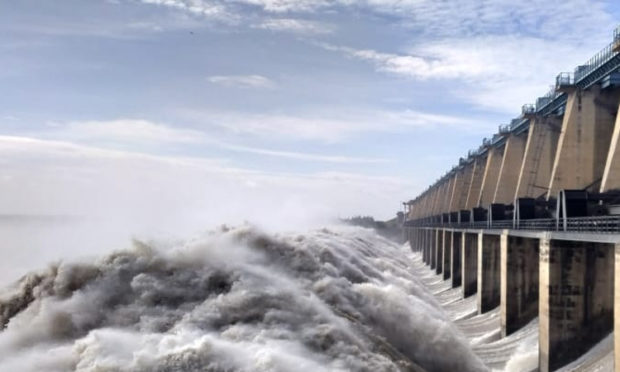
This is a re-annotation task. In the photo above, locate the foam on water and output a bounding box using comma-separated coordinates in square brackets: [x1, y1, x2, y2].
[0, 225, 488, 372]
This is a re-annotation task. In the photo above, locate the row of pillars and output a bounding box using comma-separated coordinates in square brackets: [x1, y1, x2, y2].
[407, 227, 617, 372]
[408, 85, 620, 220]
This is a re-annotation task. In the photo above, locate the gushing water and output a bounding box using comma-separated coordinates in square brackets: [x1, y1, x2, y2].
[0, 225, 488, 372]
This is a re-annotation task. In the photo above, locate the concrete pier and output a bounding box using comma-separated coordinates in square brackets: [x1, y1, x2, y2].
[515, 116, 561, 199]
[422, 229, 431, 265]
[478, 232, 501, 314]
[539, 236, 614, 372]
[451, 231, 462, 288]
[450, 164, 474, 211]
[548, 87, 620, 196]
[494, 134, 527, 204]
[430, 229, 437, 270]
[463, 232, 479, 298]
[436, 229, 443, 274]
[478, 147, 504, 207]
[465, 158, 486, 210]
[443, 230, 451, 280]
[500, 233, 540, 337]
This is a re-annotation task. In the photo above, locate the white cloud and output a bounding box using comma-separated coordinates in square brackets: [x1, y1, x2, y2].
[190, 108, 484, 142]
[219, 143, 390, 164]
[229, 0, 328, 13]
[48, 119, 209, 144]
[320, 43, 486, 80]
[139, 0, 232, 20]
[255, 18, 332, 34]
[138, 0, 614, 44]
[0, 135, 412, 227]
[321, 32, 613, 113]
[25, 119, 394, 164]
[207, 74, 276, 89]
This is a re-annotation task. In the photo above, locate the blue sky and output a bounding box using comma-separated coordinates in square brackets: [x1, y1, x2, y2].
[2, 0, 620, 230]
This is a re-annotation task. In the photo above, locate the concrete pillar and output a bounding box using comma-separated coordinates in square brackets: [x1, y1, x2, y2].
[436, 229, 444, 274]
[437, 181, 450, 215]
[430, 229, 437, 269]
[463, 232, 479, 298]
[478, 146, 504, 208]
[429, 183, 441, 217]
[448, 172, 463, 213]
[443, 230, 451, 280]
[451, 164, 474, 212]
[431, 184, 443, 216]
[515, 116, 561, 199]
[548, 86, 620, 197]
[477, 233, 501, 314]
[465, 157, 486, 210]
[427, 229, 433, 266]
[601, 100, 620, 192]
[418, 229, 423, 252]
[442, 176, 456, 214]
[614, 243, 620, 372]
[423, 229, 429, 264]
[500, 234, 540, 337]
[494, 133, 527, 204]
[421, 190, 432, 217]
[539, 238, 614, 372]
[451, 231, 463, 288]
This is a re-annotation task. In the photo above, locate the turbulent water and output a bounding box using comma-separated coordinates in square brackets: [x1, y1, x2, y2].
[0, 225, 490, 372]
[1, 224, 613, 372]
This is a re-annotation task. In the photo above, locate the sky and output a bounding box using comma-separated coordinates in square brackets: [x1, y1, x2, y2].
[2, 0, 620, 236]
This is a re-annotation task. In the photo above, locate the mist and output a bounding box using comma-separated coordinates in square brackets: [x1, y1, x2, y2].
[0, 136, 411, 283]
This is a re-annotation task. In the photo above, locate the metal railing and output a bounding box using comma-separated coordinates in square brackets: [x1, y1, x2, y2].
[516, 218, 557, 231]
[556, 72, 574, 88]
[564, 215, 620, 232]
[574, 42, 617, 83]
[522, 104, 535, 115]
[406, 215, 620, 234]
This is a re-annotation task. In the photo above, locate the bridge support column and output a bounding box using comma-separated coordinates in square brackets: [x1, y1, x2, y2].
[452, 231, 463, 288]
[463, 232, 479, 298]
[435, 229, 442, 273]
[443, 230, 451, 280]
[539, 238, 614, 372]
[500, 234, 540, 337]
[478, 233, 501, 314]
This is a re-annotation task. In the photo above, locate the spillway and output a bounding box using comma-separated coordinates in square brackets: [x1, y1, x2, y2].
[410, 251, 615, 372]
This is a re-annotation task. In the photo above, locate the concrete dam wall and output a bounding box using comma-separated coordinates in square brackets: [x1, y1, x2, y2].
[404, 25, 620, 372]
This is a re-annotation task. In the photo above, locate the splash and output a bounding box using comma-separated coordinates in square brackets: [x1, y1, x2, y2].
[0, 225, 486, 372]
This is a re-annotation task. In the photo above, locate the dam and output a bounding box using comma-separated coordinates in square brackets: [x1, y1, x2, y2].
[404, 25, 620, 371]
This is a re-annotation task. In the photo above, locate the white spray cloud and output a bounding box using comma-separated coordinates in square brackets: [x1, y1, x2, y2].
[0, 225, 487, 372]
